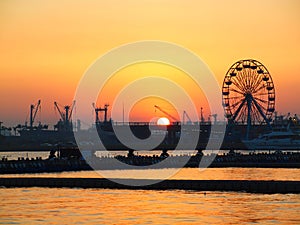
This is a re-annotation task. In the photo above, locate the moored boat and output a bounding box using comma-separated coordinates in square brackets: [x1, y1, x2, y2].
[243, 129, 300, 150]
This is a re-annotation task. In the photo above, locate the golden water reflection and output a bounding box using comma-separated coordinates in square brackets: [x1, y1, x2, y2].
[0, 188, 299, 224]
[1, 168, 300, 181]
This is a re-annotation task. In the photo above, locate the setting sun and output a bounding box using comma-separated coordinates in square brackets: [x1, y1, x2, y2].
[157, 117, 170, 126]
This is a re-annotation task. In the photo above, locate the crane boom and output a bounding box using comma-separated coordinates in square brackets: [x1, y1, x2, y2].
[32, 100, 41, 122]
[54, 102, 65, 121]
[154, 105, 178, 121]
[68, 100, 76, 121]
[183, 110, 192, 124]
[54, 101, 75, 122]
[29, 99, 41, 129]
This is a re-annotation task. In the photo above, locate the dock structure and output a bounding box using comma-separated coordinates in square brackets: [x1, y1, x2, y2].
[1, 151, 300, 174]
[0, 178, 299, 194]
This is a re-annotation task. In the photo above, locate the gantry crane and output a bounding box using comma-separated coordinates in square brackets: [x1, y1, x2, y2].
[92, 103, 109, 123]
[154, 105, 178, 122]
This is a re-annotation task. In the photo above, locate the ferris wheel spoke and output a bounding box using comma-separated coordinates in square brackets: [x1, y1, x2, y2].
[229, 96, 244, 100]
[252, 98, 270, 125]
[247, 69, 254, 87]
[250, 70, 260, 90]
[238, 105, 248, 123]
[235, 108, 243, 122]
[231, 99, 245, 108]
[253, 95, 268, 103]
[253, 92, 268, 97]
[253, 83, 266, 94]
[254, 99, 267, 112]
[253, 96, 268, 104]
[251, 104, 261, 124]
[236, 71, 248, 89]
[240, 70, 247, 85]
[231, 79, 245, 93]
[231, 97, 247, 122]
[246, 69, 252, 87]
[248, 71, 255, 90]
[231, 98, 245, 110]
[230, 87, 245, 95]
[239, 71, 249, 90]
[252, 77, 264, 92]
[253, 100, 265, 124]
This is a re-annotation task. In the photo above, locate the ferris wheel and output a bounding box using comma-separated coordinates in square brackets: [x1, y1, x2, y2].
[222, 59, 275, 130]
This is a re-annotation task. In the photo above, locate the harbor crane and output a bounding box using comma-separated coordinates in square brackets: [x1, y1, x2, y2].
[209, 114, 218, 125]
[183, 111, 192, 125]
[200, 107, 205, 123]
[29, 99, 41, 129]
[154, 105, 178, 122]
[92, 103, 109, 123]
[54, 101, 75, 123]
[54, 101, 75, 131]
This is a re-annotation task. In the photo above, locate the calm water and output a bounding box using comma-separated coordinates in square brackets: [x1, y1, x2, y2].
[1, 187, 300, 224]
[1, 168, 300, 224]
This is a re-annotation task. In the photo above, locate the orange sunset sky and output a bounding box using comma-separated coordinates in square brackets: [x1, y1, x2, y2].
[0, 0, 299, 127]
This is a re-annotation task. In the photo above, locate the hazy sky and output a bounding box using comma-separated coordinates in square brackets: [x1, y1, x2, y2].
[0, 0, 299, 127]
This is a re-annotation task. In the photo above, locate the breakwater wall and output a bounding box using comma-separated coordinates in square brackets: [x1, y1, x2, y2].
[1, 155, 300, 174]
[0, 178, 299, 194]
